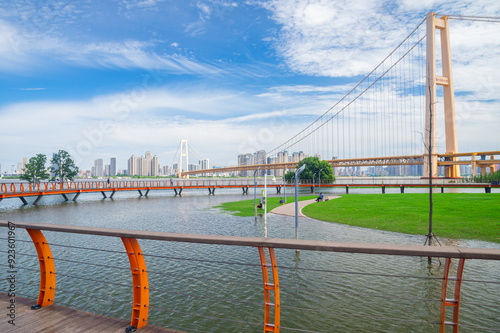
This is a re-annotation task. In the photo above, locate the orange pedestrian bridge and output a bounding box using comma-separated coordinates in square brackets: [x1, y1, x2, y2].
[0, 178, 498, 206]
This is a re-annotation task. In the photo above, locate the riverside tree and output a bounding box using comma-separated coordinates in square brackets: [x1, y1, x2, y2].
[19, 154, 50, 183]
[285, 156, 335, 182]
[49, 150, 79, 183]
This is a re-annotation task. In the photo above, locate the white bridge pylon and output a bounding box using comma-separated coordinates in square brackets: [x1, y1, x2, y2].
[179, 138, 189, 179]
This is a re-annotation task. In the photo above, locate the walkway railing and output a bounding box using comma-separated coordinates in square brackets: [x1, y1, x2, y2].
[1, 220, 499, 332]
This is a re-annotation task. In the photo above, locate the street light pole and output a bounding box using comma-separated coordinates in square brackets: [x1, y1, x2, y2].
[254, 167, 261, 222]
[295, 164, 306, 248]
[319, 168, 323, 193]
[264, 174, 267, 237]
[312, 174, 315, 194]
[283, 168, 287, 204]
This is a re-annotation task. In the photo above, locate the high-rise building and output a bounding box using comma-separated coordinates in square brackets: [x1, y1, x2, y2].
[93, 159, 104, 177]
[110, 157, 117, 176]
[238, 153, 253, 177]
[199, 159, 209, 176]
[151, 156, 159, 177]
[188, 163, 199, 171]
[104, 164, 110, 176]
[253, 151, 266, 176]
[128, 155, 138, 176]
[19, 157, 28, 174]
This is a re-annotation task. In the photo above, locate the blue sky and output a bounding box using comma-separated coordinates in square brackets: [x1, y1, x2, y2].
[0, 0, 499, 172]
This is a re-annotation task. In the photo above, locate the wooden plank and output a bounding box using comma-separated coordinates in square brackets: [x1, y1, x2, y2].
[1, 220, 500, 260]
[0, 293, 182, 332]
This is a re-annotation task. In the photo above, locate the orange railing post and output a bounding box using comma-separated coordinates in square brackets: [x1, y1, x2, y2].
[258, 247, 280, 333]
[26, 229, 56, 309]
[122, 237, 149, 331]
[440, 258, 465, 333]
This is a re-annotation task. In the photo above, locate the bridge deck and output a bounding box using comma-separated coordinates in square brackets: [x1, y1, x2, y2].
[0, 293, 181, 333]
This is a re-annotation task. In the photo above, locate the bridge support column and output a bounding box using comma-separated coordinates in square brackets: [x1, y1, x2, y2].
[345, 185, 349, 194]
[26, 229, 56, 309]
[485, 186, 491, 194]
[425, 13, 460, 178]
[61, 194, 69, 201]
[73, 192, 81, 201]
[145, 189, 150, 197]
[441, 186, 444, 193]
[178, 188, 183, 196]
[100, 191, 107, 199]
[310, 186, 314, 193]
[33, 195, 43, 205]
[382, 185, 385, 194]
[400, 186, 405, 194]
[138, 190, 143, 197]
[121, 237, 149, 331]
[471, 155, 477, 177]
[276, 186, 281, 194]
[174, 189, 178, 196]
[110, 190, 116, 199]
[19, 196, 28, 205]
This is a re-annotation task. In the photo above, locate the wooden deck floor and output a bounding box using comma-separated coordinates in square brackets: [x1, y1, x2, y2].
[0, 293, 183, 333]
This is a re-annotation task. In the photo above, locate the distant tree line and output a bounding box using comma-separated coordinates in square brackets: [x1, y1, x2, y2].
[19, 150, 78, 184]
[462, 169, 500, 184]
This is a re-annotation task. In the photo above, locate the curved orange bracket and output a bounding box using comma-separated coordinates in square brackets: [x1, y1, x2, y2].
[258, 247, 280, 333]
[26, 229, 56, 308]
[440, 258, 465, 333]
[10, 184, 16, 193]
[122, 237, 149, 330]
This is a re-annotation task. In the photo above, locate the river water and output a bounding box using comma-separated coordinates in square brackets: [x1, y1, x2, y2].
[0, 186, 499, 332]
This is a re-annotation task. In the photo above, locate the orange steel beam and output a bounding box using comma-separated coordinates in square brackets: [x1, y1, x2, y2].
[181, 151, 500, 176]
[258, 247, 280, 333]
[26, 229, 56, 309]
[122, 237, 149, 331]
[440, 258, 465, 333]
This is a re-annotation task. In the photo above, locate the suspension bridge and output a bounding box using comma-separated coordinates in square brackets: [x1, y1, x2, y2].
[179, 13, 500, 179]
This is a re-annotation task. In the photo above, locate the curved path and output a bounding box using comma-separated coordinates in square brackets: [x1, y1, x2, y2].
[270, 196, 340, 217]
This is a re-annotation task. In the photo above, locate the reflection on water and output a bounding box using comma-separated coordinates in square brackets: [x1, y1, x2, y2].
[0, 188, 499, 332]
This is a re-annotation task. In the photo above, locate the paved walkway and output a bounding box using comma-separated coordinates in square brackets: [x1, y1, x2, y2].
[270, 196, 340, 217]
[0, 293, 182, 333]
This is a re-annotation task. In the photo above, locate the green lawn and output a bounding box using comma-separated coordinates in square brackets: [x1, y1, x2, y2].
[302, 193, 500, 243]
[216, 195, 317, 216]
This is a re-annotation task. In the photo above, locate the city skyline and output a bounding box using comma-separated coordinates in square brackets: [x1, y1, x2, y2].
[1, 1, 499, 170]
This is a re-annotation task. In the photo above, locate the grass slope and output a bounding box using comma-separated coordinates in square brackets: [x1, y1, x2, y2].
[216, 195, 317, 216]
[301, 193, 500, 243]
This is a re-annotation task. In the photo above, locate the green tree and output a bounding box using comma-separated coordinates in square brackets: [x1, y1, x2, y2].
[19, 154, 50, 183]
[49, 150, 79, 183]
[285, 156, 335, 182]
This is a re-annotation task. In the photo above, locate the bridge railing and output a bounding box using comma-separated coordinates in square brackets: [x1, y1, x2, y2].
[1, 177, 497, 198]
[1, 220, 499, 332]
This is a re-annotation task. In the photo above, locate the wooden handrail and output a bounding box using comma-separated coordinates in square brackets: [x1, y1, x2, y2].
[2, 220, 499, 260]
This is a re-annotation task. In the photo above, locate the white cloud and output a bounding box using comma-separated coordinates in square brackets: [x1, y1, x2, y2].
[0, 20, 221, 75]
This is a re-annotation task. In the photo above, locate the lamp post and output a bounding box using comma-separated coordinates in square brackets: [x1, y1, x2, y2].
[295, 164, 306, 247]
[254, 167, 261, 222]
[283, 168, 287, 204]
[319, 168, 323, 193]
[312, 174, 315, 194]
[264, 173, 267, 237]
